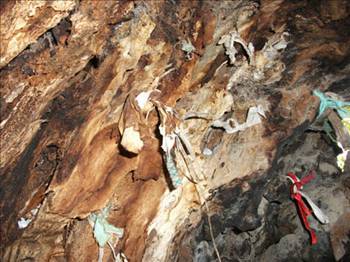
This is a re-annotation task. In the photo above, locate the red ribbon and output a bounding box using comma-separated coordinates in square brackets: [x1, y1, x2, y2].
[287, 171, 317, 245]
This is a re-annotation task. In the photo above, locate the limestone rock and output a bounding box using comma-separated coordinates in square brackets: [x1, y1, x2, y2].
[1, 0, 349, 261]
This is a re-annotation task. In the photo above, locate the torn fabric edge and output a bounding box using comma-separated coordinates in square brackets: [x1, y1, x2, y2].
[218, 30, 254, 65]
[17, 217, 32, 229]
[212, 105, 265, 134]
[181, 38, 196, 59]
[17, 204, 41, 229]
[164, 152, 182, 188]
[313, 90, 350, 119]
[135, 90, 152, 110]
[88, 207, 124, 247]
[286, 172, 329, 245]
[159, 125, 182, 188]
[337, 141, 349, 172]
[314, 91, 350, 171]
[88, 207, 124, 262]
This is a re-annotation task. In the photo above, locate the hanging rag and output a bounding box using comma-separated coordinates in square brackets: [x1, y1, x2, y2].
[163, 152, 182, 188]
[313, 91, 350, 171]
[88, 207, 124, 248]
[157, 103, 183, 189]
[287, 171, 329, 245]
[313, 90, 350, 119]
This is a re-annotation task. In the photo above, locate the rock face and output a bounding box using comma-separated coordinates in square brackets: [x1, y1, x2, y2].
[0, 0, 349, 261]
[180, 132, 350, 262]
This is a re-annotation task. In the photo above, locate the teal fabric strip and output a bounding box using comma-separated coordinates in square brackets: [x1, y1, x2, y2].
[313, 90, 350, 119]
[89, 207, 124, 247]
[164, 153, 182, 188]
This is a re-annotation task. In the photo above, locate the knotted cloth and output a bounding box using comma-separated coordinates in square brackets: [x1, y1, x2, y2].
[287, 171, 329, 245]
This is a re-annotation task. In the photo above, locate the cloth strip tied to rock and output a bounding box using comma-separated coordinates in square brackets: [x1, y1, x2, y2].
[287, 171, 329, 245]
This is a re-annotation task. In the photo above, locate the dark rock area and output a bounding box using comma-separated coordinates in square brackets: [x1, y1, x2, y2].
[181, 131, 350, 261]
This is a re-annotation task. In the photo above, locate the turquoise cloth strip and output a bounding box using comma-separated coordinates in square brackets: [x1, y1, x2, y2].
[89, 207, 124, 247]
[313, 90, 350, 119]
[164, 153, 182, 188]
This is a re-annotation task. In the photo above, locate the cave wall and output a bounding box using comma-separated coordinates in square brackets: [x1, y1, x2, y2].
[178, 131, 350, 262]
[1, 0, 349, 261]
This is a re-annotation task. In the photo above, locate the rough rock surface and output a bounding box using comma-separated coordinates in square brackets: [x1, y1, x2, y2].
[179, 132, 350, 262]
[1, 0, 349, 261]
